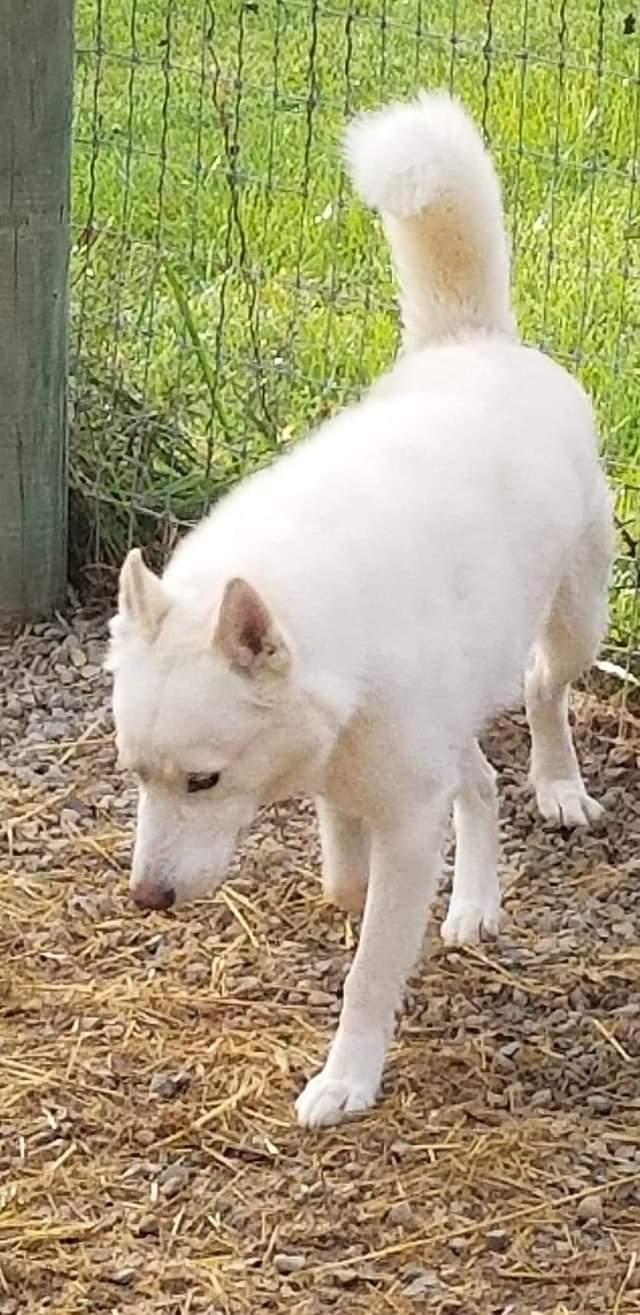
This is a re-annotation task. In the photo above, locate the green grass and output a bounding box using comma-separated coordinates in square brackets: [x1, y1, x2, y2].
[71, 0, 639, 648]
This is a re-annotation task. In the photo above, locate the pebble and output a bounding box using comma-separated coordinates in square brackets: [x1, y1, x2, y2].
[149, 1070, 190, 1100]
[485, 1228, 510, 1252]
[403, 1268, 440, 1297]
[273, 1252, 307, 1274]
[136, 1213, 159, 1236]
[331, 1266, 358, 1285]
[60, 808, 81, 829]
[158, 1164, 189, 1198]
[184, 962, 209, 985]
[80, 663, 101, 681]
[529, 1087, 552, 1108]
[108, 1267, 137, 1285]
[577, 1194, 604, 1225]
[387, 1199, 414, 1227]
[587, 1094, 612, 1115]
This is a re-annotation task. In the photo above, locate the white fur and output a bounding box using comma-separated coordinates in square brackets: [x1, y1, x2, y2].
[108, 91, 613, 1128]
[344, 90, 516, 347]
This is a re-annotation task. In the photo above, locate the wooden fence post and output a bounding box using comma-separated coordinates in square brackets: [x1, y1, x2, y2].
[0, 0, 73, 620]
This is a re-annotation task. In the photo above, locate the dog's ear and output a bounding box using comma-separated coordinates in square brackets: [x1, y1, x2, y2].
[214, 578, 289, 675]
[118, 548, 170, 638]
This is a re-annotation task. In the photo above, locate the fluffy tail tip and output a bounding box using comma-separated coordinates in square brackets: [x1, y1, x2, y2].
[343, 90, 479, 220]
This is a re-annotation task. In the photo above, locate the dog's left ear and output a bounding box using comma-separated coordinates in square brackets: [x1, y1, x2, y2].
[214, 578, 290, 676]
[118, 548, 170, 639]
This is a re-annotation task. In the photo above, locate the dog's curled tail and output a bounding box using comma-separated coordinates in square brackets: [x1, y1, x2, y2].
[344, 91, 516, 349]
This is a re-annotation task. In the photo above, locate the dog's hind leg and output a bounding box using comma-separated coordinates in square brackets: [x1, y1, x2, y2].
[316, 799, 370, 915]
[441, 740, 500, 946]
[526, 532, 610, 828]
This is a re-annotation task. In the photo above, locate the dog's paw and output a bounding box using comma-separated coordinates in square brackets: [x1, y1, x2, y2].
[534, 778, 604, 829]
[441, 899, 501, 947]
[295, 1070, 378, 1129]
[322, 876, 367, 916]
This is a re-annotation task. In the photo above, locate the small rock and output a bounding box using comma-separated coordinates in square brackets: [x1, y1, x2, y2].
[149, 1070, 190, 1100]
[184, 962, 209, 985]
[529, 1087, 552, 1108]
[44, 719, 69, 738]
[308, 989, 334, 1007]
[147, 937, 169, 966]
[587, 1094, 612, 1115]
[261, 847, 288, 869]
[332, 1267, 358, 1285]
[404, 1268, 440, 1297]
[485, 1228, 510, 1252]
[158, 1164, 189, 1198]
[136, 1213, 158, 1236]
[159, 1176, 184, 1200]
[613, 920, 635, 939]
[80, 663, 101, 681]
[577, 1193, 603, 1225]
[60, 808, 81, 829]
[356, 1264, 383, 1281]
[109, 1267, 137, 1286]
[387, 1199, 414, 1227]
[274, 1252, 306, 1275]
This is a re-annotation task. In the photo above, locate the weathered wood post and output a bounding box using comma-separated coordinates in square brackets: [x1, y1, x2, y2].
[0, 1, 74, 620]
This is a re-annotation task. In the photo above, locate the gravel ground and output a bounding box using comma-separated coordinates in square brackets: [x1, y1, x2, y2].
[1, 606, 639, 1315]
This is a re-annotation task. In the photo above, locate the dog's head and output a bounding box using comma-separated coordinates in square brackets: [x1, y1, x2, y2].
[107, 549, 331, 910]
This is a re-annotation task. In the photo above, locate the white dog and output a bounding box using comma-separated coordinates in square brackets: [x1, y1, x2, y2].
[108, 92, 613, 1128]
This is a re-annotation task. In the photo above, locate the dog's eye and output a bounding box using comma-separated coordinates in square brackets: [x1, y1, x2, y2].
[187, 772, 220, 794]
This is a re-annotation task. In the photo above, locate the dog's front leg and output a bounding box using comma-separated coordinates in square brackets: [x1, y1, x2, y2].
[296, 789, 452, 1128]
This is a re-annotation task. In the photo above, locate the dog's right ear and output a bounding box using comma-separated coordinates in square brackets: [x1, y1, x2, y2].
[117, 548, 170, 639]
[214, 578, 290, 676]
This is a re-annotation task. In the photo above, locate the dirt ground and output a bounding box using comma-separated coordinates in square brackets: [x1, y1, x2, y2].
[1, 606, 639, 1315]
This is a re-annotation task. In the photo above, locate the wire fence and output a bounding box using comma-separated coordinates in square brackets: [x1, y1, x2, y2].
[71, 0, 639, 667]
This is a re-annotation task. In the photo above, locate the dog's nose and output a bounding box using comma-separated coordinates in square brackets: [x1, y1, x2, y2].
[132, 880, 176, 911]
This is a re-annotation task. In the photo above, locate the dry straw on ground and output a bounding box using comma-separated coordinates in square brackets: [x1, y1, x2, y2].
[1, 609, 639, 1314]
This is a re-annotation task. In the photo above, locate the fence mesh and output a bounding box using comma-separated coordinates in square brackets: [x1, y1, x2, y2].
[71, 0, 639, 669]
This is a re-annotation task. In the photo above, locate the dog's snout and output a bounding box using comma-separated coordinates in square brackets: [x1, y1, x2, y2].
[132, 880, 176, 911]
